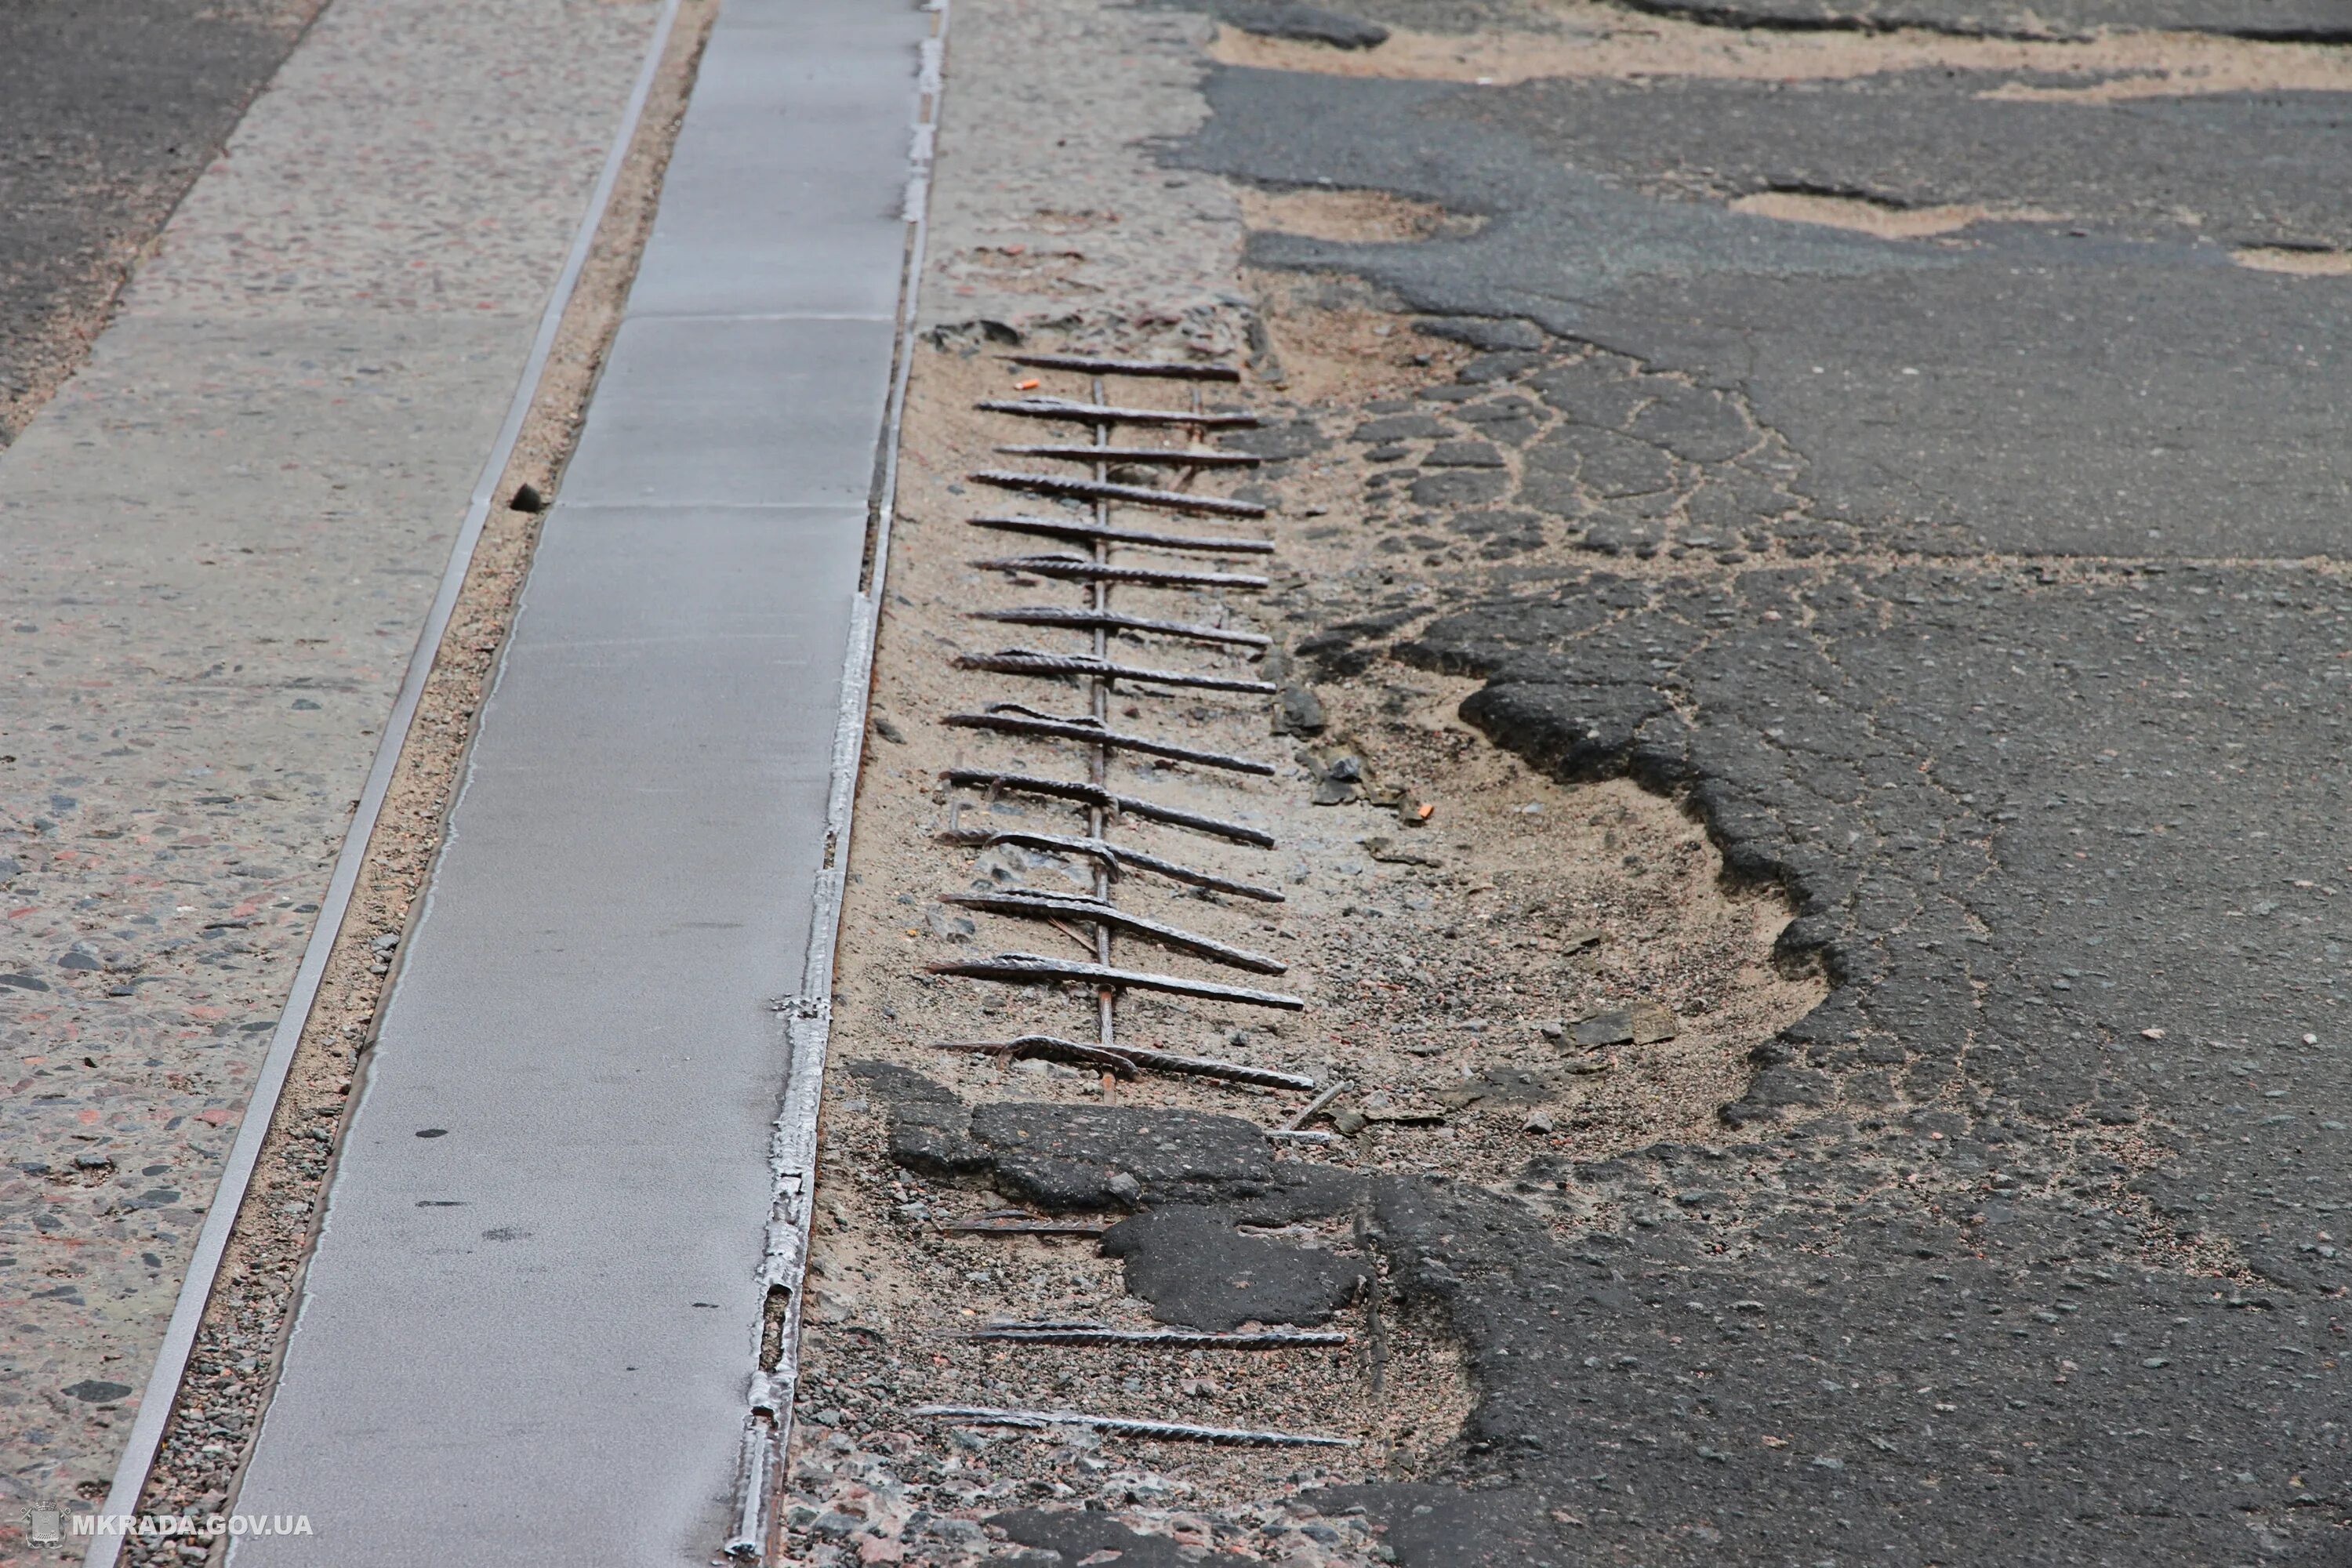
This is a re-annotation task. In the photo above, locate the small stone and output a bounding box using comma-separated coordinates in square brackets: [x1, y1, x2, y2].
[1332, 1109, 1368, 1136]
[1276, 684, 1327, 735]
[2142, 1356, 2170, 1369]
[1810, 1455, 1845, 1472]
[1570, 1000, 1676, 1047]
[510, 481, 545, 513]
[873, 715, 907, 745]
[1105, 1170, 1142, 1204]
[1523, 1111, 1555, 1134]
[74, 1152, 114, 1171]
[1673, 1189, 1727, 1208]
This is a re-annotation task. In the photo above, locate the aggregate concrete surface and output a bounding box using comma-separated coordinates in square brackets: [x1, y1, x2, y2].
[1152, 0, 2352, 1561]
[0, 0, 662, 1545]
[801, 0, 2352, 1562]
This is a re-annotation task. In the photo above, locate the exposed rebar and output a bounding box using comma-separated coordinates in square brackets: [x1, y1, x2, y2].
[966, 1321, 1348, 1349]
[975, 554, 1269, 592]
[976, 397, 1258, 428]
[1003, 354, 1241, 382]
[927, 953, 1305, 1011]
[938, 826, 1285, 902]
[911, 1405, 1354, 1447]
[967, 514, 1275, 556]
[941, 710, 1274, 776]
[942, 769, 1275, 847]
[994, 443, 1260, 469]
[940, 1214, 1114, 1238]
[956, 648, 1276, 695]
[933, 1034, 1316, 1091]
[944, 890, 1284, 973]
[970, 606, 1269, 649]
[971, 470, 1267, 518]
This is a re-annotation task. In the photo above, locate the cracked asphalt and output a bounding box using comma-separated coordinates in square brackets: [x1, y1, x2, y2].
[1158, 2, 2352, 1562]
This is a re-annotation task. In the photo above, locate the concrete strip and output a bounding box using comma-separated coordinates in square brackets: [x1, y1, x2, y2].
[224, 1, 927, 1561]
[0, 0, 663, 1543]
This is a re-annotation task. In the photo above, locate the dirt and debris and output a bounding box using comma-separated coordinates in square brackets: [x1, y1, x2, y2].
[786, 321, 1820, 1555]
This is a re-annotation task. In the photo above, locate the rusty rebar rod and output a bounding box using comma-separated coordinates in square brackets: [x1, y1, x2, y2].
[967, 515, 1275, 556]
[941, 710, 1274, 776]
[942, 890, 1284, 974]
[1003, 354, 1242, 382]
[954, 649, 1276, 695]
[971, 470, 1267, 518]
[927, 953, 1305, 1011]
[994, 443, 1260, 469]
[970, 607, 1269, 649]
[938, 826, 1286, 903]
[976, 554, 1269, 592]
[977, 396, 1258, 430]
[912, 1406, 1353, 1447]
[940, 1214, 1114, 1237]
[965, 1322, 1348, 1349]
[942, 769, 1275, 848]
[932, 1034, 1316, 1091]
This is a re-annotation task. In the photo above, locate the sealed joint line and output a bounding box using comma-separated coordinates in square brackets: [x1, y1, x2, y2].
[928, 953, 1305, 1011]
[942, 890, 1285, 973]
[913, 1406, 1354, 1447]
[942, 709, 1275, 775]
[971, 605, 1270, 648]
[967, 514, 1276, 556]
[955, 648, 1276, 695]
[976, 395, 1258, 429]
[938, 826, 1286, 902]
[1004, 354, 1241, 381]
[933, 1034, 1316, 1091]
[971, 469, 1269, 517]
[967, 1322, 1348, 1349]
[995, 443, 1261, 469]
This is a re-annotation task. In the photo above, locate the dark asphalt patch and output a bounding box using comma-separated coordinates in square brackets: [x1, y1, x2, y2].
[1102, 1205, 1370, 1328]
[0, 0, 316, 441]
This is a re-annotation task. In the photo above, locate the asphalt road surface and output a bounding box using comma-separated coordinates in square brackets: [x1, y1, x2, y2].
[1166, 2, 2352, 1563]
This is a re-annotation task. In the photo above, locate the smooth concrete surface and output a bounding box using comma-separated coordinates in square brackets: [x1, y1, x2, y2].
[226, 0, 924, 1561]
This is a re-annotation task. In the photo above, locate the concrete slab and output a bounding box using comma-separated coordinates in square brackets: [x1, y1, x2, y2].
[558, 317, 898, 507]
[628, 16, 920, 318]
[226, 506, 861, 1565]
[225, 0, 924, 1558]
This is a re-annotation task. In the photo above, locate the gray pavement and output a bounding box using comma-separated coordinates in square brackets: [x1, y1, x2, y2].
[0, 0, 662, 1542]
[1155, 4, 2352, 1562]
[225, 2, 924, 1561]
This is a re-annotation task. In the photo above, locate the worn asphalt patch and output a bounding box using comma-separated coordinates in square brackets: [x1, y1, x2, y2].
[0, 0, 321, 442]
[1145, 14, 2352, 1563]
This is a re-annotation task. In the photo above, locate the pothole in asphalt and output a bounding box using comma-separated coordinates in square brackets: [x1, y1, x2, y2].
[1238, 184, 1485, 244]
[1729, 187, 2062, 240]
[2233, 243, 2352, 276]
[787, 332, 1827, 1547]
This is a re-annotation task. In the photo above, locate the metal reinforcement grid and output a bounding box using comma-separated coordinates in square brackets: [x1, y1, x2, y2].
[902, 354, 1365, 1450]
